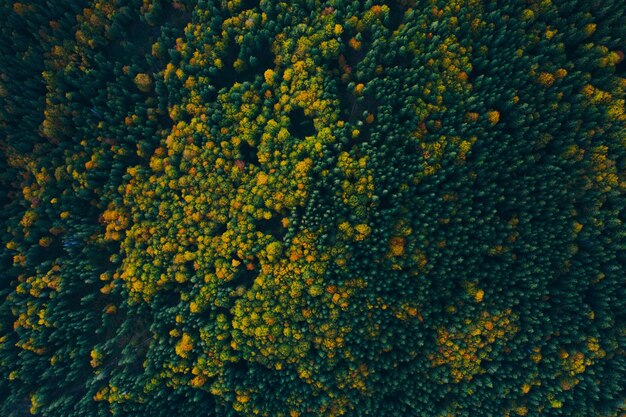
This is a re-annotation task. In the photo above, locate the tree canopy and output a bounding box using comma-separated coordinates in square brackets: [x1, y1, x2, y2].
[1, 1, 624, 416]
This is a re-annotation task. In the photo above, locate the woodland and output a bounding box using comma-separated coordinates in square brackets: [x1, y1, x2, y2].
[0, 0, 624, 416]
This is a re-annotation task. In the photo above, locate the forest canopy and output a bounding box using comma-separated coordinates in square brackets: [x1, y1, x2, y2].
[0, 0, 624, 416]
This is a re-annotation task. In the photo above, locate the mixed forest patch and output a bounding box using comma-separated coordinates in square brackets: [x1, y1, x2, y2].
[1, 1, 624, 416]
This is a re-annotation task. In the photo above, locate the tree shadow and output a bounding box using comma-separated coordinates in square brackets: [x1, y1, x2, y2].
[288, 107, 316, 138]
[239, 140, 259, 166]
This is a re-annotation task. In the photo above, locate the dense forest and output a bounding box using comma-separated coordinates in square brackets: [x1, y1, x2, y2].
[1, 0, 624, 416]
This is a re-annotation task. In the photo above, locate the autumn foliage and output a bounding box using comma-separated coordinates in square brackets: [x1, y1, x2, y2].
[1, 1, 625, 416]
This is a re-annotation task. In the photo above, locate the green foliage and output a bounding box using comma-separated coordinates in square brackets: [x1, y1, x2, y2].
[1, 0, 624, 416]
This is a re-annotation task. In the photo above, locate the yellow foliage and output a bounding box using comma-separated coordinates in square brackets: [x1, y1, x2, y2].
[90, 348, 103, 368]
[134, 73, 152, 92]
[264, 69, 275, 86]
[538, 72, 555, 87]
[430, 310, 518, 383]
[389, 237, 406, 257]
[175, 333, 194, 358]
[354, 223, 371, 240]
[487, 110, 500, 125]
[583, 23, 596, 37]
